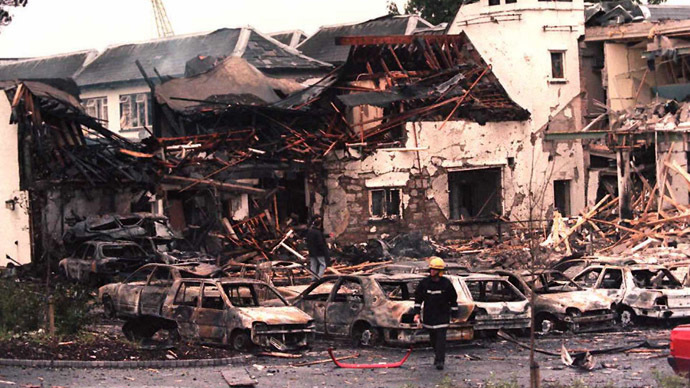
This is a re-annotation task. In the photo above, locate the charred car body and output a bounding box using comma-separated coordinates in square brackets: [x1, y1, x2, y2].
[487, 269, 615, 334]
[59, 240, 152, 284]
[63, 213, 173, 246]
[573, 264, 690, 325]
[291, 274, 474, 345]
[98, 263, 313, 351]
[448, 274, 531, 332]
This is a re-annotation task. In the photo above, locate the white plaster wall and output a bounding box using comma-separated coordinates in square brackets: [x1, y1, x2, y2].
[0, 96, 32, 266]
[604, 43, 647, 112]
[324, 116, 587, 237]
[447, 0, 587, 218]
[81, 83, 151, 141]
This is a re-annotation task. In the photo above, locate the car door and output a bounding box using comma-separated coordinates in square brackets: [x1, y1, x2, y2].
[116, 265, 155, 315]
[65, 244, 87, 279]
[293, 278, 338, 334]
[195, 282, 227, 344]
[573, 267, 603, 289]
[595, 268, 625, 303]
[165, 281, 201, 340]
[140, 266, 173, 316]
[325, 278, 364, 336]
[77, 244, 96, 281]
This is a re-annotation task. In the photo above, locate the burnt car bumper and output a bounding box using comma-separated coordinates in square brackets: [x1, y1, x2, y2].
[563, 311, 616, 332]
[637, 306, 690, 320]
[383, 323, 473, 345]
[251, 324, 314, 350]
[472, 316, 531, 331]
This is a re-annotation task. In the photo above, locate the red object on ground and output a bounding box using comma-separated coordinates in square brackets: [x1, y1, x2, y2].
[327, 347, 412, 369]
[669, 325, 690, 375]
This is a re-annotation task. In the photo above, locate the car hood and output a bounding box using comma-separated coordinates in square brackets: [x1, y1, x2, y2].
[237, 306, 312, 325]
[537, 290, 612, 312]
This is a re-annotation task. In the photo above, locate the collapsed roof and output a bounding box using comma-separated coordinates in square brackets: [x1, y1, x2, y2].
[75, 27, 332, 89]
[155, 57, 306, 113]
[585, 1, 690, 27]
[297, 15, 435, 65]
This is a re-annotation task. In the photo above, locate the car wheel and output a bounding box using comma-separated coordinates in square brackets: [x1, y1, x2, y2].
[537, 315, 558, 335]
[567, 310, 581, 333]
[231, 330, 253, 352]
[618, 307, 637, 328]
[352, 322, 381, 346]
[102, 296, 116, 319]
[123, 319, 159, 342]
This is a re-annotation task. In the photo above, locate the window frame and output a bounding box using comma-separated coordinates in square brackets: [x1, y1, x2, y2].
[368, 187, 403, 219]
[119, 92, 152, 131]
[82, 96, 109, 124]
[549, 50, 566, 82]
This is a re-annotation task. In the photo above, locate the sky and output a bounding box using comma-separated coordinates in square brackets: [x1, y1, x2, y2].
[0, 0, 406, 58]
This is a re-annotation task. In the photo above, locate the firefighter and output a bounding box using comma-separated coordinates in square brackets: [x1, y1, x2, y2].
[413, 257, 459, 370]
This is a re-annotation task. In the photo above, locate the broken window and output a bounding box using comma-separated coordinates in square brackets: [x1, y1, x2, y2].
[377, 280, 417, 301]
[448, 168, 502, 220]
[201, 283, 225, 310]
[223, 284, 285, 307]
[119, 93, 152, 130]
[554, 179, 571, 216]
[84, 245, 96, 260]
[148, 267, 173, 286]
[83, 97, 108, 125]
[574, 268, 602, 287]
[600, 269, 623, 289]
[73, 244, 88, 259]
[333, 279, 363, 303]
[550, 51, 565, 80]
[369, 188, 402, 218]
[125, 266, 154, 284]
[303, 279, 338, 301]
[465, 280, 524, 302]
[632, 269, 682, 289]
[101, 245, 146, 259]
[174, 282, 201, 307]
[489, 0, 500, 5]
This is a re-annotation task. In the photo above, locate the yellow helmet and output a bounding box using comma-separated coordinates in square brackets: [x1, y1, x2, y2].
[429, 257, 446, 270]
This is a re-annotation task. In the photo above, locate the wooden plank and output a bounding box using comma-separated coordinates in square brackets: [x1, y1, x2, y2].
[220, 368, 256, 387]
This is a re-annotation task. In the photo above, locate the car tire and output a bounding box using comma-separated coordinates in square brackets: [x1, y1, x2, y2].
[618, 306, 637, 328]
[102, 296, 116, 319]
[352, 322, 381, 346]
[536, 314, 558, 335]
[231, 330, 253, 352]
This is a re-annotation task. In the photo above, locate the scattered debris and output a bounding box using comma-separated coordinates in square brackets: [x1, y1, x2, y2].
[327, 347, 412, 369]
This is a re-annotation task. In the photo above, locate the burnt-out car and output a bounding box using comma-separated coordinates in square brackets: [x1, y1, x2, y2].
[136, 236, 216, 265]
[98, 263, 223, 318]
[448, 274, 531, 333]
[551, 256, 640, 278]
[667, 261, 690, 287]
[291, 274, 474, 346]
[63, 213, 174, 246]
[252, 261, 314, 299]
[573, 264, 690, 326]
[99, 265, 313, 351]
[486, 269, 615, 334]
[368, 261, 471, 276]
[58, 240, 153, 284]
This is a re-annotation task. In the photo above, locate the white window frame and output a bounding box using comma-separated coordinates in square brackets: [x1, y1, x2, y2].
[83, 96, 108, 125]
[549, 50, 567, 83]
[368, 188, 403, 220]
[119, 92, 151, 131]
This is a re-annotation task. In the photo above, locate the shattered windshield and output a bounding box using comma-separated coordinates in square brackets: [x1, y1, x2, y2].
[465, 280, 525, 302]
[632, 269, 682, 289]
[377, 280, 419, 301]
[223, 284, 287, 307]
[102, 245, 147, 258]
[530, 272, 581, 294]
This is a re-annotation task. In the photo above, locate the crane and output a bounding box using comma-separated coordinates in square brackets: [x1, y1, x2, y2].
[150, 0, 174, 38]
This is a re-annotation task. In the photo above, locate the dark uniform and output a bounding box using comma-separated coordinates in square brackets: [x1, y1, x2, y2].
[413, 275, 459, 367]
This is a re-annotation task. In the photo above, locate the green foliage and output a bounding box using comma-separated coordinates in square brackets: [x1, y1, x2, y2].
[484, 373, 519, 388]
[0, 279, 43, 334]
[403, 0, 461, 25]
[0, 279, 93, 337]
[52, 282, 94, 336]
[652, 368, 690, 388]
[387, 1, 401, 15]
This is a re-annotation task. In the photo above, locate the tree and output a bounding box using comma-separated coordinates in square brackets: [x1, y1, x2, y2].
[0, 0, 28, 29]
[387, 0, 461, 25]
